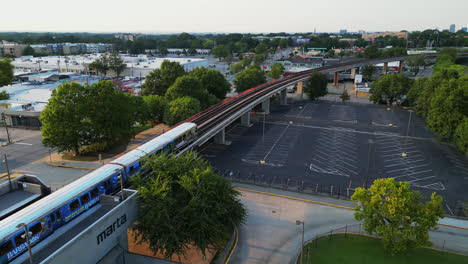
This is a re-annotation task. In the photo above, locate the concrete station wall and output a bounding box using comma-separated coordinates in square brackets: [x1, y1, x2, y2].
[42, 190, 139, 264]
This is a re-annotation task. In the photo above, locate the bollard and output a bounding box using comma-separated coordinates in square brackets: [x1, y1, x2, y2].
[315, 184, 318, 193]
[301, 181, 304, 192]
[331, 185, 334, 196]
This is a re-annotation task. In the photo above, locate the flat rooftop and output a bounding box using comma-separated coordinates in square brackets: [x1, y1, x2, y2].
[0, 190, 40, 220]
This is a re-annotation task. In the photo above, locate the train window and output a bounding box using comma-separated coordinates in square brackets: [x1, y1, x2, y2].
[55, 211, 61, 220]
[50, 213, 55, 222]
[103, 180, 109, 188]
[129, 166, 135, 174]
[14, 232, 26, 246]
[90, 188, 99, 198]
[0, 241, 13, 256]
[80, 193, 90, 205]
[29, 223, 42, 235]
[69, 199, 80, 211]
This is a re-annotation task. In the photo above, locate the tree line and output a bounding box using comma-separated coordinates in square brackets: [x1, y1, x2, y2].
[369, 48, 467, 153]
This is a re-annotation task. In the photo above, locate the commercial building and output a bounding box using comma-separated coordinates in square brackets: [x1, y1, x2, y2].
[450, 24, 456, 33]
[0, 74, 101, 128]
[461, 27, 467, 33]
[362, 32, 408, 43]
[29, 43, 113, 55]
[339, 29, 348, 34]
[12, 54, 208, 77]
[278, 56, 323, 72]
[0, 41, 25, 57]
[166, 48, 211, 55]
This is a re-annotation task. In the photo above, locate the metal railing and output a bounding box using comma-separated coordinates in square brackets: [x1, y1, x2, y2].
[291, 223, 468, 264]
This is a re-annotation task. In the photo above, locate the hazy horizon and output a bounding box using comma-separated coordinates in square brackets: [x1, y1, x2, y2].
[1, 0, 466, 34]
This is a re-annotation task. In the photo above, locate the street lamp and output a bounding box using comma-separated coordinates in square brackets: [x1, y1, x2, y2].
[296, 220, 305, 264]
[16, 223, 33, 264]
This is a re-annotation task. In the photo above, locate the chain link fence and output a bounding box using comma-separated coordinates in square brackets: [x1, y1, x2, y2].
[290, 224, 468, 264]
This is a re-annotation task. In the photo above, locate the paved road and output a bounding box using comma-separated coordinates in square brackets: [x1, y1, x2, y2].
[231, 184, 468, 264]
[232, 184, 358, 264]
[0, 135, 51, 174]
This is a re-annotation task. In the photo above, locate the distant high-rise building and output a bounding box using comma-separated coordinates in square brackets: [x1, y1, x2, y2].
[339, 29, 347, 34]
[449, 24, 456, 33]
[462, 27, 467, 33]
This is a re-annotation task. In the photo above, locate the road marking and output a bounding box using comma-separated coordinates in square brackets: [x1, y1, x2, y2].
[393, 169, 433, 178]
[381, 150, 420, 157]
[14, 142, 33, 146]
[384, 159, 425, 167]
[384, 154, 423, 162]
[387, 164, 431, 173]
[408, 176, 436, 182]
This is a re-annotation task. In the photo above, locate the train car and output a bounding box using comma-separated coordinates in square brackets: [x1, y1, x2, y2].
[0, 122, 198, 263]
[0, 164, 123, 263]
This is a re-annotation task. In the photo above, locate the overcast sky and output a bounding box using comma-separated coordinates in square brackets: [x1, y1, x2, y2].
[1, 0, 467, 33]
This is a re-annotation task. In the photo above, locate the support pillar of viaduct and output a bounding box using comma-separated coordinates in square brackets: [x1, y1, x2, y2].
[398, 60, 404, 73]
[261, 98, 270, 114]
[333, 72, 339, 87]
[241, 111, 252, 127]
[214, 128, 230, 145]
[296, 81, 304, 99]
[350, 68, 357, 79]
[383, 62, 388, 74]
[280, 89, 288, 106]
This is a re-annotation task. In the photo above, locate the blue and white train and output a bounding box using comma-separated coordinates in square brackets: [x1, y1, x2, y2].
[0, 123, 197, 264]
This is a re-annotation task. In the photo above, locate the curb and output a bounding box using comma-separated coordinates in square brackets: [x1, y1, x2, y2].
[47, 162, 96, 170]
[235, 187, 355, 210]
[225, 227, 239, 264]
[235, 187, 468, 230]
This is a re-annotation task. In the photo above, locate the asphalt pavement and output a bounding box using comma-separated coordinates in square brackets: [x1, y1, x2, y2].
[231, 183, 468, 263]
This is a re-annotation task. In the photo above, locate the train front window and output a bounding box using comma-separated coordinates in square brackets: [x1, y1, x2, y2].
[14, 232, 26, 246]
[80, 193, 90, 204]
[29, 223, 42, 235]
[69, 199, 80, 211]
[0, 241, 13, 256]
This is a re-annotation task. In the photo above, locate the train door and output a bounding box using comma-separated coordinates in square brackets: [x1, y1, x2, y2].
[49, 209, 63, 230]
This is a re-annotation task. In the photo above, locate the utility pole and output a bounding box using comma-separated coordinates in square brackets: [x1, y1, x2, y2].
[296, 220, 305, 264]
[16, 223, 33, 264]
[2, 113, 11, 144]
[4, 154, 12, 192]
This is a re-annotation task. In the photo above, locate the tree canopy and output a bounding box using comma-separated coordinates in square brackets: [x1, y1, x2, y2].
[233, 66, 266, 93]
[165, 75, 208, 108]
[108, 53, 127, 77]
[0, 58, 14, 87]
[304, 72, 328, 100]
[88, 54, 110, 76]
[163, 96, 201, 126]
[131, 152, 246, 258]
[362, 65, 376, 81]
[351, 178, 443, 254]
[40, 81, 146, 154]
[269, 62, 285, 80]
[188, 67, 230, 100]
[143, 95, 167, 124]
[369, 73, 413, 105]
[141, 60, 185, 96]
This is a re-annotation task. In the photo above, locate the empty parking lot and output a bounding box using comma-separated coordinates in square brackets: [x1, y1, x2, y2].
[201, 99, 468, 216]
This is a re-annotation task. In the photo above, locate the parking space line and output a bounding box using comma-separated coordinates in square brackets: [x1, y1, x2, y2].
[381, 150, 420, 157]
[387, 164, 431, 173]
[384, 159, 425, 167]
[380, 146, 417, 153]
[384, 154, 423, 162]
[408, 176, 436, 183]
[393, 169, 433, 178]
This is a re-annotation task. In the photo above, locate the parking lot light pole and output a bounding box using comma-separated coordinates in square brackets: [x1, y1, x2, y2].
[4, 154, 12, 192]
[16, 223, 33, 264]
[296, 220, 305, 264]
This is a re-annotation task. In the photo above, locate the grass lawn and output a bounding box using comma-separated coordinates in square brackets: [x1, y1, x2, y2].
[301, 234, 467, 264]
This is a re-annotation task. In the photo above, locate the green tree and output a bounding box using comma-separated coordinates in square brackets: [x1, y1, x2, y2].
[40, 82, 90, 154]
[0, 58, 14, 86]
[326, 49, 335, 58]
[454, 117, 468, 154]
[131, 152, 246, 259]
[233, 66, 266, 93]
[362, 65, 376, 80]
[269, 62, 285, 79]
[0, 91, 9, 100]
[363, 45, 381, 59]
[203, 40, 214, 49]
[163, 97, 201, 126]
[212, 45, 230, 60]
[22, 45, 35, 56]
[126, 94, 150, 125]
[108, 53, 127, 77]
[143, 95, 167, 123]
[165, 75, 209, 107]
[141, 60, 185, 96]
[88, 54, 109, 76]
[406, 77, 429, 107]
[189, 67, 230, 99]
[255, 42, 269, 54]
[339, 90, 350, 103]
[351, 178, 444, 254]
[427, 76, 467, 139]
[406, 55, 426, 73]
[304, 72, 328, 100]
[369, 73, 413, 105]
